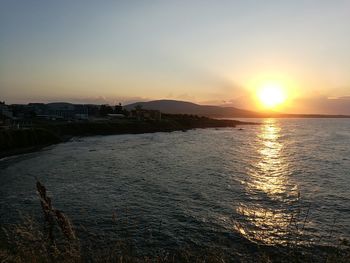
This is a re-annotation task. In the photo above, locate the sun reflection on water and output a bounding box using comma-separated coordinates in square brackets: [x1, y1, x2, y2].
[235, 119, 299, 244]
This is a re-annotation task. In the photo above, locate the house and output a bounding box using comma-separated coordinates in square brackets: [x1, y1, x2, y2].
[28, 103, 48, 116]
[44, 103, 88, 120]
[74, 104, 89, 120]
[0, 102, 14, 129]
[46, 103, 75, 119]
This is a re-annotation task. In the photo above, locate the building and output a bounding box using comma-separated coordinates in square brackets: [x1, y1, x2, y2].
[36, 103, 89, 120]
[28, 103, 48, 115]
[0, 102, 14, 129]
[1, 102, 90, 122]
[73, 104, 89, 120]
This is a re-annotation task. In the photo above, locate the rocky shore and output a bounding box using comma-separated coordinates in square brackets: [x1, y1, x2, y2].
[0, 114, 257, 159]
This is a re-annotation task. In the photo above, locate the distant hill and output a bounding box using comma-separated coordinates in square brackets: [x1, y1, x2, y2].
[124, 100, 260, 118]
[125, 99, 350, 118]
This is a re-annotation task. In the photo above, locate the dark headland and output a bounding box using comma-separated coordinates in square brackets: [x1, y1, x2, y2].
[0, 111, 257, 159]
[2, 98, 349, 159]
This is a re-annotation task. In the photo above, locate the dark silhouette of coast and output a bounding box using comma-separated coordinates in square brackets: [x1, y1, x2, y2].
[0, 114, 257, 159]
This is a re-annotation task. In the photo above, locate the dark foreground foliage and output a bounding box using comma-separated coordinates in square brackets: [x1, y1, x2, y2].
[0, 128, 61, 157]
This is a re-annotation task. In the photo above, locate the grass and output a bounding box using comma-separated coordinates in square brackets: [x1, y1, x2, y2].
[0, 181, 349, 263]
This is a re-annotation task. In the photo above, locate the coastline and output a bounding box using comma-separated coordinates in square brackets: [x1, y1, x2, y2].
[0, 116, 258, 159]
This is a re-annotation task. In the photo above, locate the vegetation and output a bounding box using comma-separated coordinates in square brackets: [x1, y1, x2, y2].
[0, 115, 255, 158]
[162, 114, 252, 129]
[0, 128, 62, 158]
[0, 182, 349, 262]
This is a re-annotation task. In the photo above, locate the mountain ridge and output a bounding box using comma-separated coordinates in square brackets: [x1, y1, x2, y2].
[124, 99, 350, 118]
[124, 99, 260, 118]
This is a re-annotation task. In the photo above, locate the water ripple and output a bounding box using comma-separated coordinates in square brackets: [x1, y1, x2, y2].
[1, 119, 350, 252]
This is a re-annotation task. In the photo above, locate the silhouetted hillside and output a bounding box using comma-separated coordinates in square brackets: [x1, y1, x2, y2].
[124, 100, 260, 118]
[125, 100, 350, 118]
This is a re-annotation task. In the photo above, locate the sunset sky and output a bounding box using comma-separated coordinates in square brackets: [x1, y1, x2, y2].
[1, 0, 350, 114]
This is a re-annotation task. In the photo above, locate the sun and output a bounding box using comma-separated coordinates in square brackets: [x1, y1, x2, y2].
[257, 83, 287, 108]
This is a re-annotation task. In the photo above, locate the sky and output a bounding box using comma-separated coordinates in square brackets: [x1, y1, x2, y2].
[1, 0, 350, 114]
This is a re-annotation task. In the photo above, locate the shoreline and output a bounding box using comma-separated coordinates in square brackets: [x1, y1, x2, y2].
[0, 117, 258, 159]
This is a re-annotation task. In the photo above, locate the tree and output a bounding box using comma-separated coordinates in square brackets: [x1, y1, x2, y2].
[114, 103, 123, 114]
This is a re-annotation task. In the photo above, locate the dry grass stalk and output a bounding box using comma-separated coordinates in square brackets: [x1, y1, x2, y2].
[36, 180, 77, 242]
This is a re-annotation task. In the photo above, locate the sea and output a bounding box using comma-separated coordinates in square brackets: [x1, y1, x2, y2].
[1, 118, 349, 255]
